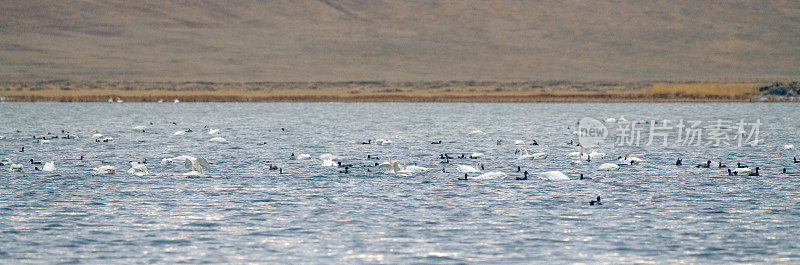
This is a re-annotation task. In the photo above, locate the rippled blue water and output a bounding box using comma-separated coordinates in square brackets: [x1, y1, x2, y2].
[1, 102, 799, 264]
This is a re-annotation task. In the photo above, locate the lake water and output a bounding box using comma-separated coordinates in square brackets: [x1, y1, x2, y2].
[1, 102, 799, 263]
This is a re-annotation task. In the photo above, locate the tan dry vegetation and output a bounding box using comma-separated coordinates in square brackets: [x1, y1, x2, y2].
[0, 80, 774, 102]
[643, 83, 762, 99]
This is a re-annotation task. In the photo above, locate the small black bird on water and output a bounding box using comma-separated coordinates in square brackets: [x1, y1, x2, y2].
[675, 159, 682, 166]
[431, 140, 442, 144]
[794, 157, 799, 163]
[458, 173, 468, 181]
[749, 167, 760, 176]
[517, 166, 521, 172]
[589, 196, 602, 206]
[515, 171, 528, 180]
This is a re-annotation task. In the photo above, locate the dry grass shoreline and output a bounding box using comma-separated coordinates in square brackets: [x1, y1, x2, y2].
[0, 80, 790, 102]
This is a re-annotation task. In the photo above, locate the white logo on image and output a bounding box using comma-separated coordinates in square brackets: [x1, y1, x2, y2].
[578, 117, 607, 149]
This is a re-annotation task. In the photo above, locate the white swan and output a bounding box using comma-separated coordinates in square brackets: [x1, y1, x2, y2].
[90, 130, 103, 139]
[468, 130, 486, 136]
[470, 152, 485, 159]
[173, 130, 186, 136]
[383, 159, 427, 176]
[785, 144, 794, 150]
[598, 163, 620, 171]
[514, 140, 526, 145]
[93, 165, 116, 174]
[378, 160, 393, 173]
[456, 164, 481, 173]
[208, 128, 220, 135]
[161, 155, 196, 165]
[208, 137, 227, 143]
[43, 161, 55, 171]
[296, 154, 311, 160]
[0, 157, 12, 165]
[182, 157, 210, 176]
[127, 161, 148, 176]
[402, 165, 428, 173]
[174, 99, 180, 103]
[604, 117, 617, 123]
[321, 159, 338, 167]
[375, 139, 392, 145]
[40, 139, 50, 144]
[377, 157, 421, 176]
[471, 171, 507, 180]
[389, 162, 408, 176]
[9, 164, 23, 172]
[617, 154, 642, 165]
[516, 146, 547, 160]
[568, 150, 606, 160]
[589, 151, 607, 159]
[319, 152, 342, 166]
[538, 171, 569, 181]
[734, 167, 752, 175]
[133, 125, 147, 131]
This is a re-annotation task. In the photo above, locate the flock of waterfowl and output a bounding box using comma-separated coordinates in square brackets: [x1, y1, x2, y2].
[1, 115, 798, 206]
[1, 126, 217, 177]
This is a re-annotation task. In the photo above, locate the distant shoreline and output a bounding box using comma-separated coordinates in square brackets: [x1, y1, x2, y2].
[0, 94, 786, 103]
[0, 80, 796, 102]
